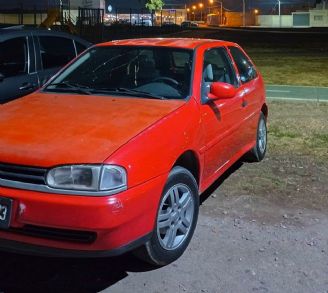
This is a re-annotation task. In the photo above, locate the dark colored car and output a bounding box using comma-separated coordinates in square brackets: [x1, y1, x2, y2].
[0, 28, 91, 103]
[162, 22, 180, 28]
[181, 21, 199, 28]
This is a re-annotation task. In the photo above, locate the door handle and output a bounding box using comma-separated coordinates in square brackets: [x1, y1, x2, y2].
[242, 100, 248, 107]
[19, 83, 36, 91]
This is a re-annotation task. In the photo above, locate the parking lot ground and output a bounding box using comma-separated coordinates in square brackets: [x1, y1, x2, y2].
[0, 101, 327, 293]
[108, 199, 328, 293]
[108, 101, 328, 293]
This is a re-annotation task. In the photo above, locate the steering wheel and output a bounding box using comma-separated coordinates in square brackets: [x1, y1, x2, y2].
[151, 77, 179, 88]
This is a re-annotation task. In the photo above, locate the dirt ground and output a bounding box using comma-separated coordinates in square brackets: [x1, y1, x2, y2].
[0, 101, 327, 293]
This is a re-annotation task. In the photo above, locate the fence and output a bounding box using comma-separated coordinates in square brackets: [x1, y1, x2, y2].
[0, 0, 70, 26]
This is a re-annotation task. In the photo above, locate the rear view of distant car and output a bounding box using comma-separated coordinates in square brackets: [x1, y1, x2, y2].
[181, 21, 199, 28]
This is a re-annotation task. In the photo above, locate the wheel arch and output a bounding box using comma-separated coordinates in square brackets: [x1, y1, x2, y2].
[261, 103, 268, 119]
[173, 150, 201, 187]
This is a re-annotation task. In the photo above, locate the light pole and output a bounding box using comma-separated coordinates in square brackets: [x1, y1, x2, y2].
[278, 0, 281, 27]
[199, 3, 204, 21]
[254, 8, 259, 25]
[242, 0, 245, 26]
[209, 0, 223, 25]
[192, 5, 197, 21]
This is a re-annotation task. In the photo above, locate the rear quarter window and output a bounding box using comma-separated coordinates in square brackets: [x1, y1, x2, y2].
[39, 36, 76, 69]
[229, 46, 257, 84]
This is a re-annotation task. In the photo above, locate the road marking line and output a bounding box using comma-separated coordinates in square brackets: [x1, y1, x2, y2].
[266, 90, 290, 93]
[267, 85, 328, 89]
[267, 96, 328, 102]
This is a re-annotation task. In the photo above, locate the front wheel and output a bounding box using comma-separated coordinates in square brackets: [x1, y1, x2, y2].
[134, 166, 199, 266]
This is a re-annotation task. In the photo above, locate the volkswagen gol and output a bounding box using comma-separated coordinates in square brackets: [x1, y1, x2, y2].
[0, 38, 267, 265]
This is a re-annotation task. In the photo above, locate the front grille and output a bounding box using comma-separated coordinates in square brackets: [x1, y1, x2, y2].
[0, 163, 47, 185]
[8, 225, 97, 244]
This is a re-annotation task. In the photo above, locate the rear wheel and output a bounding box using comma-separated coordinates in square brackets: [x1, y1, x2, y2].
[134, 166, 199, 266]
[247, 112, 267, 162]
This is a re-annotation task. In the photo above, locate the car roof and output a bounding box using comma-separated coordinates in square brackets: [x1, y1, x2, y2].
[0, 27, 91, 45]
[97, 38, 237, 50]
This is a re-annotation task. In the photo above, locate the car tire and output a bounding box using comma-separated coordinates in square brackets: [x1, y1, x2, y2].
[134, 166, 199, 266]
[246, 112, 267, 162]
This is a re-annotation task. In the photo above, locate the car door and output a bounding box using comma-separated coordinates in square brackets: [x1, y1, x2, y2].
[0, 34, 39, 103]
[228, 45, 262, 146]
[35, 35, 77, 86]
[200, 47, 246, 181]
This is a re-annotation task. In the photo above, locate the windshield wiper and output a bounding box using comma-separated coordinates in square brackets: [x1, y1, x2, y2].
[46, 81, 92, 95]
[93, 87, 165, 100]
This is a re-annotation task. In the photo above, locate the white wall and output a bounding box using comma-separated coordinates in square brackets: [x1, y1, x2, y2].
[309, 9, 328, 27]
[257, 15, 293, 27]
[69, 0, 105, 10]
[0, 13, 47, 25]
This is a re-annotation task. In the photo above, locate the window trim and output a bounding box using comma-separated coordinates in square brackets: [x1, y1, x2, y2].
[202, 46, 239, 85]
[73, 40, 78, 56]
[200, 46, 239, 104]
[42, 45, 196, 101]
[228, 45, 258, 85]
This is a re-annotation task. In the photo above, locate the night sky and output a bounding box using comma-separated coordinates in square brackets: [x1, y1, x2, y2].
[0, 0, 317, 14]
[107, 0, 317, 13]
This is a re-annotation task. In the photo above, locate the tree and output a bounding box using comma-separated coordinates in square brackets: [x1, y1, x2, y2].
[145, 0, 165, 11]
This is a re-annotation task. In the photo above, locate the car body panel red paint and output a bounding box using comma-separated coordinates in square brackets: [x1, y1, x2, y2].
[0, 173, 167, 251]
[0, 93, 184, 167]
[0, 38, 267, 255]
[105, 98, 202, 188]
[98, 38, 236, 50]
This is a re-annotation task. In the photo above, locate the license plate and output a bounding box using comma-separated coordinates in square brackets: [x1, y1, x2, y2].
[0, 197, 13, 229]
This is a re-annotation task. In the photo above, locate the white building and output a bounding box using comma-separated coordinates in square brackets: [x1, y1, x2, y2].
[70, 0, 105, 9]
[309, 0, 328, 27]
[68, 0, 106, 24]
[256, 0, 328, 28]
[0, 0, 105, 25]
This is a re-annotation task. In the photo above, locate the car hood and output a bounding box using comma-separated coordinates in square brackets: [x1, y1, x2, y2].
[0, 93, 185, 167]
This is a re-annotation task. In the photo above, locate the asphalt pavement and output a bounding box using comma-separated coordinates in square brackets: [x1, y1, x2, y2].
[266, 85, 328, 102]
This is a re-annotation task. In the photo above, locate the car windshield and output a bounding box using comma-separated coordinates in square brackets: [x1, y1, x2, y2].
[45, 46, 194, 100]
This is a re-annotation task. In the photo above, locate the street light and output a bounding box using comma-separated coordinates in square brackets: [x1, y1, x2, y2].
[209, 0, 223, 25]
[199, 3, 204, 21]
[187, 7, 190, 20]
[278, 0, 281, 28]
[192, 5, 197, 21]
[242, 0, 245, 26]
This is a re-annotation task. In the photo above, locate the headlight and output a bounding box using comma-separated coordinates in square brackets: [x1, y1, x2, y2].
[46, 164, 127, 193]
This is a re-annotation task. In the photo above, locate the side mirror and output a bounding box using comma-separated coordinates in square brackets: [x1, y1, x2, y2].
[208, 82, 237, 101]
[0, 73, 5, 82]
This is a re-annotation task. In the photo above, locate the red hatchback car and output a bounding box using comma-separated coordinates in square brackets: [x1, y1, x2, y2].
[0, 38, 267, 265]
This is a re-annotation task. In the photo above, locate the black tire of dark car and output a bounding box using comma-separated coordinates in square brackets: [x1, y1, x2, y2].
[134, 166, 199, 266]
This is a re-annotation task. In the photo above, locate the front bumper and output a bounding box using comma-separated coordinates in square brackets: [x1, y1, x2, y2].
[0, 233, 152, 258]
[0, 173, 167, 256]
